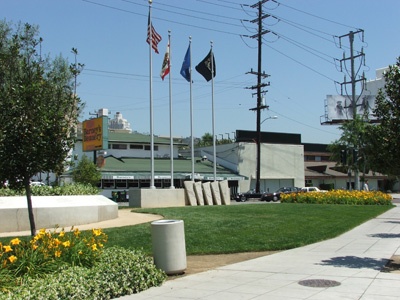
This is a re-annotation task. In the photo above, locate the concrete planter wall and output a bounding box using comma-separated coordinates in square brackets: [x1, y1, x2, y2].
[0, 195, 118, 233]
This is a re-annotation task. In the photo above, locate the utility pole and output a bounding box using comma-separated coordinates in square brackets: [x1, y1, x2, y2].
[246, 0, 270, 193]
[339, 30, 365, 190]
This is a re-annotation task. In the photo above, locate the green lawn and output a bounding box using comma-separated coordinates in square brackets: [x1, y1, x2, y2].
[103, 204, 393, 255]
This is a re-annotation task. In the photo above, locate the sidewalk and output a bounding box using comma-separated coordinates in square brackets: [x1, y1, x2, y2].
[118, 202, 400, 300]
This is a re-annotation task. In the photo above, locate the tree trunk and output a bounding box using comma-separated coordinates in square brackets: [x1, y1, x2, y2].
[25, 179, 36, 236]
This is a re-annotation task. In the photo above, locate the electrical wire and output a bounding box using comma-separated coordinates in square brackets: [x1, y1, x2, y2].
[270, 0, 360, 30]
[266, 31, 338, 66]
[82, 0, 244, 36]
[262, 42, 340, 84]
[268, 109, 341, 137]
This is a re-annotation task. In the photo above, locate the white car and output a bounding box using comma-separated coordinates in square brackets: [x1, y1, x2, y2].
[300, 187, 327, 193]
[30, 181, 47, 187]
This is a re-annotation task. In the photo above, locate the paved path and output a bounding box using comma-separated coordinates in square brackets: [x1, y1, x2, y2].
[118, 202, 400, 300]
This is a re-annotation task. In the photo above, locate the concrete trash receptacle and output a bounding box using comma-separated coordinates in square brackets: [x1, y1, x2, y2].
[151, 219, 187, 275]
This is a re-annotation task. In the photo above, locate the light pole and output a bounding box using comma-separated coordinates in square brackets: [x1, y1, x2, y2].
[261, 115, 278, 125]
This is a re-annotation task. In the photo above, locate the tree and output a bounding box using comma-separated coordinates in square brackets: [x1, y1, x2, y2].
[199, 132, 213, 147]
[72, 155, 101, 187]
[0, 21, 83, 236]
[328, 114, 369, 173]
[364, 57, 400, 177]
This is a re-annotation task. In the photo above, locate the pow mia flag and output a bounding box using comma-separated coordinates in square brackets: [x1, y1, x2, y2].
[195, 50, 216, 82]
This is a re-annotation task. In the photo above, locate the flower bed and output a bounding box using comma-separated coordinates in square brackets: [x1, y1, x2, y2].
[280, 190, 393, 205]
[0, 227, 166, 299]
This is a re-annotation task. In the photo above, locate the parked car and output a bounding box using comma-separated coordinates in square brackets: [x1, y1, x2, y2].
[261, 187, 300, 202]
[30, 181, 47, 187]
[300, 187, 327, 193]
[233, 189, 264, 202]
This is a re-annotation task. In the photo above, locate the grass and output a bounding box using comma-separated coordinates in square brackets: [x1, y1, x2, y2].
[103, 203, 393, 255]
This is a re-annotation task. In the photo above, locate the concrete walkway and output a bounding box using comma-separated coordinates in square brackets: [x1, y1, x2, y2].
[118, 202, 400, 300]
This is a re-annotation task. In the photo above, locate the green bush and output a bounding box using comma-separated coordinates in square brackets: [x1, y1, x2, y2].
[0, 227, 108, 292]
[281, 190, 393, 205]
[0, 183, 99, 197]
[0, 225, 166, 299]
[0, 247, 166, 300]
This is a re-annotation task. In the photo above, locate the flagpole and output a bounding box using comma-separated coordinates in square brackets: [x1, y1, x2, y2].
[211, 41, 216, 182]
[189, 36, 194, 182]
[149, 0, 155, 189]
[168, 30, 175, 189]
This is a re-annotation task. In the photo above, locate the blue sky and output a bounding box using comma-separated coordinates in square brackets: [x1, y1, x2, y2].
[3, 0, 400, 144]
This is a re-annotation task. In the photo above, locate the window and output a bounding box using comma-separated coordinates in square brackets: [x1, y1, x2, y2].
[130, 144, 143, 150]
[115, 179, 127, 188]
[128, 180, 139, 188]
[111, 144, 127, 150]
[305, 179, 313, 187]
[144, 145, 158, 151]
[102, 179, 115, 188]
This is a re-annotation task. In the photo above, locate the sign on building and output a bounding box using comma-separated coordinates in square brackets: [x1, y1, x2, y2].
[82, 116, 108, 152]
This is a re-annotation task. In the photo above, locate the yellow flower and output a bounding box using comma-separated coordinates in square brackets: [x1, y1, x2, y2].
[59, 231, 65, 238]
[91, 244, 98, 251]
[10, 238, 21, 245]
[78, 250, 83, 255]
[74, 229, 81, 237]
[62, 241, 71, 248]
[53, 238, 62, 247]
[32, 244, 38, 250]
[92, 229, 102, 236]
[3, 245, 12, 253]
[8, 255, 17, 263]
[55, 250, 62, 258]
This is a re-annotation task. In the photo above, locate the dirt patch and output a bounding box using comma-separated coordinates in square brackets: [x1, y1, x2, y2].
[168, 251, 279, 280]
[382, 255, 400, 273]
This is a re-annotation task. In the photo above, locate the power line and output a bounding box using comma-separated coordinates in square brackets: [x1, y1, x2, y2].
[82, 0, 244, 36]
[267, 14, 339, 45]
[118, 0, 244, 28]
[268, 109, 340, 137]
[263, 42, 340, 84]
[267, 31, 338, 66]
[270, 0, 361, 30]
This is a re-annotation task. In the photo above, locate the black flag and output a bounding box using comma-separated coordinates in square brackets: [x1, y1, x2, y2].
[195, 50, 216, 82]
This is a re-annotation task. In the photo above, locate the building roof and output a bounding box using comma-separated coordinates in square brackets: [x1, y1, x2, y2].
[304, 161, 387, 179]
[107, 132, 173, 145]
[98, 156, 245, 180]
[78, 130, 186, 146]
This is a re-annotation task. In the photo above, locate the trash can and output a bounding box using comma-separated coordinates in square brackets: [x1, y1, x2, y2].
[151, 220, 187, 275]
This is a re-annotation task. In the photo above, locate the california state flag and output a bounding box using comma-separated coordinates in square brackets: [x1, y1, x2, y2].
[160, 42, 170, 80]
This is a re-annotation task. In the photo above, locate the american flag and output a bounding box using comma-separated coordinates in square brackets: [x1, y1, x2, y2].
[147, 14, 162, 54]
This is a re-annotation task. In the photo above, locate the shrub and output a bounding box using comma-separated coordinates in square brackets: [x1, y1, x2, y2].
[281, 190, 393, 205]
[1, 247, 167, 300]
[0, 227, 107, 292]
[0, 183, 99, 197]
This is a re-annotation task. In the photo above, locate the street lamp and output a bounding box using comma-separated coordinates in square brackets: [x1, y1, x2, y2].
[261, 116, 278, 125]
